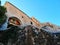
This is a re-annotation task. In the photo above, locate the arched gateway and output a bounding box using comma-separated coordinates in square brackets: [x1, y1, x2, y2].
[8, 17, 21, 26]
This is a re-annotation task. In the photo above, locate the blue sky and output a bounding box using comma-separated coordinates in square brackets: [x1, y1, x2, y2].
[1, 0, 60, 26]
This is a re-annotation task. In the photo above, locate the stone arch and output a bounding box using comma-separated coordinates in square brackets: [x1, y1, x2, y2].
[8, 17, 21, 26]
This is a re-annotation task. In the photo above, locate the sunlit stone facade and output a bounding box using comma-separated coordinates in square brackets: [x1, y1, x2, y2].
[4, 2, 42, 28]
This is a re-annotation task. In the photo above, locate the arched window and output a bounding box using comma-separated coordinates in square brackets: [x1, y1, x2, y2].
[8, 17, 21, 26]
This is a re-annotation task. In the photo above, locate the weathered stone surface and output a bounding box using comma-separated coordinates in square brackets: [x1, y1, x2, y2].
[0, 25, 45, 45]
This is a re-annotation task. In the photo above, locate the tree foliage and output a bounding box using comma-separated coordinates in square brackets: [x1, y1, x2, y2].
[0, 6, 7, 25]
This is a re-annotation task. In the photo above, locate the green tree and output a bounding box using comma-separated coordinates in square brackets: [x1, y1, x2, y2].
[0, 6, 7, 25]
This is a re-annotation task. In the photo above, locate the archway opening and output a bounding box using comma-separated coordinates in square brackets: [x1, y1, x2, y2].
[8, 17, 21, 26]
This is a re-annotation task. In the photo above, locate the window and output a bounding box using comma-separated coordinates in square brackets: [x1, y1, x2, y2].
[31, 22, 33, 25]
[22, 16, 24, 18]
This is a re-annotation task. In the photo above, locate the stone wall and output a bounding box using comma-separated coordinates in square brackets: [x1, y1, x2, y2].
[4, 2, 41, 28]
